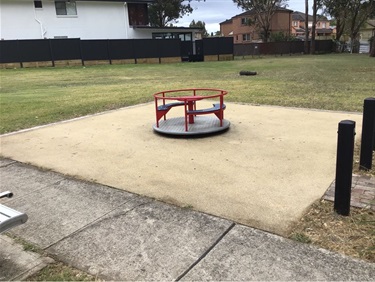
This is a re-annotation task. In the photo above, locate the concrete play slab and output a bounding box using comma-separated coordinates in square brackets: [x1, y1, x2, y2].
[0, 102, 363, 235]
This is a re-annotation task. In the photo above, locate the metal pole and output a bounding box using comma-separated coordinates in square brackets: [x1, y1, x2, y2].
[334, 120, 355, 216]
[359, 98, 375, 170]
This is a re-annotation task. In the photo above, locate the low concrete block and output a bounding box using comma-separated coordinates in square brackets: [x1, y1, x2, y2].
[0, 63, 21, 69]
[111, 59, 136, 65]
[54, 60, 83, 67]
[22, 61, 53, 68]
[136, 58, 159, 64]
[160, 57, 182, 64]
[83, 60, 110, 66]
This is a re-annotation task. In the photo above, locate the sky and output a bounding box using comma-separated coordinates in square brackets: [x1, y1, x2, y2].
[178, 0, 308, 34]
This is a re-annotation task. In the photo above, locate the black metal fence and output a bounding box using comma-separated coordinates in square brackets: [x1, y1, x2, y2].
[0, 37, 233, 67]
[234, 40, 333, 56]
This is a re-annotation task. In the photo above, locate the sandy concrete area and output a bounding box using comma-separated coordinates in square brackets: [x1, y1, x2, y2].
[0, 102, 362, 235]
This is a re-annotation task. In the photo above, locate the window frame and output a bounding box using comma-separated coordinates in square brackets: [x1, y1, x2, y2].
[34, 1, 43, 9]
[55, 0, 77, 17]
[242, 33, 251, 42]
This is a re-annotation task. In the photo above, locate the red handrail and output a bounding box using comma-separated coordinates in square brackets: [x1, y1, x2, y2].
[154, 88, 228, 131]
[154, 88, 228, 101]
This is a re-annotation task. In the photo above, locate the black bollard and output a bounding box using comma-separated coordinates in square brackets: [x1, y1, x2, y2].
[334, 120, 355, 216]
[360, 98, 375, 170]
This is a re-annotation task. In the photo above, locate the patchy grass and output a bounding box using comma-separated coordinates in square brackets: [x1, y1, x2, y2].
[1, 54, 374, 134]
[27, 262, 97, 281]
[289, 200, 375, 263]
[290, 141, 375, 262]
[6, 234, 43, 254]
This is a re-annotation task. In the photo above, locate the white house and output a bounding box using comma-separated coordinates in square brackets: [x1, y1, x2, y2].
[0, 0, 199, 41]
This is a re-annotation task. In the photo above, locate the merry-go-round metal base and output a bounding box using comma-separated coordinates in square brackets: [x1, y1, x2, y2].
[153, 116, 230, 136]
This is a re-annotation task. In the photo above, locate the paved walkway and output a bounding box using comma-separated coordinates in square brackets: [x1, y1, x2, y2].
[1, 159, 374, 281]
[324, 175, 375, 210]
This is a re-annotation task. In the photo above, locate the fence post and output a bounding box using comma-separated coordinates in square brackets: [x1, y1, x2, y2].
[359, 97, 375, 170]
[334, 120, 355, 216]
[49, 39, 55, 67]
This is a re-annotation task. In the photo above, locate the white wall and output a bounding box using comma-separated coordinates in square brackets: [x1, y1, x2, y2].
[1, 0, 44, 39]
[0, 0, 140, 39]
[0, 0, 196, 40]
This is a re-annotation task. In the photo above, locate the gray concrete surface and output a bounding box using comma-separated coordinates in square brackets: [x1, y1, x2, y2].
[0, 235, 53, 281]
[1, 160, 374, 281]
[182, 225, 375, 281]
[0, 102, 364, 235]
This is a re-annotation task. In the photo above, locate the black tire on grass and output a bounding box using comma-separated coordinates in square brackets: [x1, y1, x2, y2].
[239, 71, 257, 76]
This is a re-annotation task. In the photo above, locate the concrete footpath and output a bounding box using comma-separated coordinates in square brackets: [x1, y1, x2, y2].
[1, 159, 374, 281]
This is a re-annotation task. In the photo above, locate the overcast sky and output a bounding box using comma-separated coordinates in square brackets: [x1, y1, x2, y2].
[178, 0, 308, 34]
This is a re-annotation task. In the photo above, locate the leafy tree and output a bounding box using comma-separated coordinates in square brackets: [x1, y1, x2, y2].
[310, 0, 324, 54]
[345, 0, 375, 53]
[322, 0, 350, 42]
[269, 31, 297, 41]
[189, 20, 209, 37]
[323, 0, 375, 52]
[149, 0, 193, 27]
[233, 0, 289, 42]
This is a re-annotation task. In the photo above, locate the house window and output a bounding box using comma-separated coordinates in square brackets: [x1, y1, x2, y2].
[34, 1, 42, 8]
[241, 18, 248, 25]
[292, 21, 298, 27]
[242, 34, 251, 41]
[128, 3, 148, 26]
[322, 22, 326, 28]
[152, 32, 193, 41]
[55, 1, 77, 16]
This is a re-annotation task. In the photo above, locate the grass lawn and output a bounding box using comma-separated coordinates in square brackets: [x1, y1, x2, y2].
[1, 53, 374, 134]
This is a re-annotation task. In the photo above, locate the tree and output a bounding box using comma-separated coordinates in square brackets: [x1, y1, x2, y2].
[304, 0, 309, 54]
[233, 0, 289, 42]
[323, 0, 375, 52]
[322, 0, 349, 42]
[310, 0, 323, 54]
[346, 0, 375, 53]
[189, 20, 209, 37]
[149, 0, 193, 27]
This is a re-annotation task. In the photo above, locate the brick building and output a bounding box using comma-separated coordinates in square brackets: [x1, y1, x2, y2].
[220, 7, 293, 43]
[291, 12, 334, 40]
